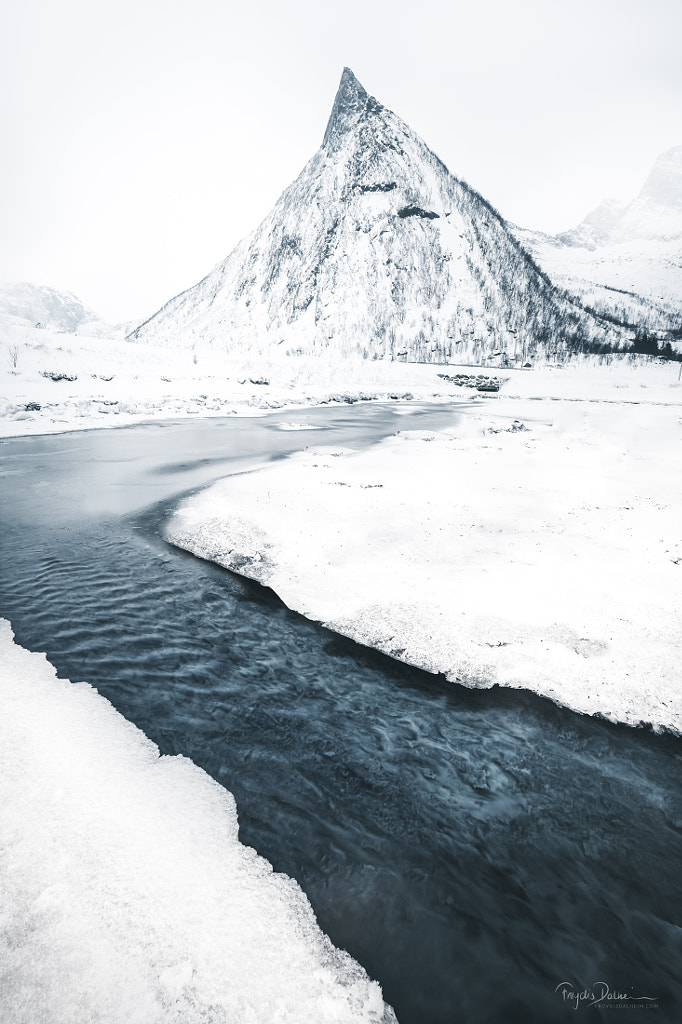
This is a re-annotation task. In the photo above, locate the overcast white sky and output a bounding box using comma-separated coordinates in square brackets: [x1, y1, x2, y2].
[1, 0, 680, 323]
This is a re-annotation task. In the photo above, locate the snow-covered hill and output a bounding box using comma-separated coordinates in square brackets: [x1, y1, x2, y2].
[130, 69, 630, 365]
[513, 146, 682, 333]
[0, 282, 114, 336]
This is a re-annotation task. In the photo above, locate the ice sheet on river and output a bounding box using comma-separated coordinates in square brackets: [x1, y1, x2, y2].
[0, 620, 395, 1024]
[167, 397, 682, 734]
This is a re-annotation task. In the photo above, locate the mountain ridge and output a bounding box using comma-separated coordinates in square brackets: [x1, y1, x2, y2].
[129, 68, 630, 364]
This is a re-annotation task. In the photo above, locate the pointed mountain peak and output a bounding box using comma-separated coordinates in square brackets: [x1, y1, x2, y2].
[338, 66, 367, 102]
[133, 66, 631, 364]
[322, 67, 374, 151]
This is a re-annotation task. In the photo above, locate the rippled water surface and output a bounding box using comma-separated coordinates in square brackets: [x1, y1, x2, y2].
[1, 407, 681, 1024]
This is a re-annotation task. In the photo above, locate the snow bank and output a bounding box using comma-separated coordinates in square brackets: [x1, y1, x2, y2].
[3, 317, 680, 439]
[0, 324, 436, 437]
[0, 620, 395, 1024]
[167, 386, 682, 734]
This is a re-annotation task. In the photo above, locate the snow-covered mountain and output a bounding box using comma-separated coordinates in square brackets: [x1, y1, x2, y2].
[514, 147, 682, 332]
[559, 146, 682, 247]
[130, 68, 629, 364]
[0, 282, 113, 336]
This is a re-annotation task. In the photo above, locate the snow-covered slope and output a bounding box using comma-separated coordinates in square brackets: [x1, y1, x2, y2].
[514, 146, 682, 331]
[0, 282, 113, 336]
[131, 69, 629, 365]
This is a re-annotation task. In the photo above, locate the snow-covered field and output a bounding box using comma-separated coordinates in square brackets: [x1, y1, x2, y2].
[0, 620, 395, 1024]
[0, 323, 478, 437]
[2, 321, 680, 439]
[166, 359, 682, 734]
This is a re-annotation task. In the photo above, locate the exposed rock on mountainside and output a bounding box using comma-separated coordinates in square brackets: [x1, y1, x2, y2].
[130, 69, 629, 364]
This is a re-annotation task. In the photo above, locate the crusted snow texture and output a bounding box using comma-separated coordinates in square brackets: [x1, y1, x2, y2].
[129, 68, 627, 363]
[0, 619, 396, 1024]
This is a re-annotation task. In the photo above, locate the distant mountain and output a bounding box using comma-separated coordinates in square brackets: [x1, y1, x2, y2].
[558, 146, 682, 248]
[553, 199, 628, 251]
[513, 147, 682, 333]
[0, 282, 112, 335]
[130, 68, 629, 364]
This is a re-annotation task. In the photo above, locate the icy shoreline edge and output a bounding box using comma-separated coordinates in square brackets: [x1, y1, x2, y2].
[167, 539, 682, 739]
[0, 619, 396, 1024]
[166, 397, 682, 737]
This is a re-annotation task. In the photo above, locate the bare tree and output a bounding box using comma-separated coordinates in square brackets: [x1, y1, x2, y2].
[8, 344, 19, 371]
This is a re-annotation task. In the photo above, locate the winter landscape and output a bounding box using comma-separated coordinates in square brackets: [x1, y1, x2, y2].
[2, 4, 682, 1022]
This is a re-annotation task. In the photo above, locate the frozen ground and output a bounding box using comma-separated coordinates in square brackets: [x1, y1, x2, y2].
[167, 361, 682, 734]
[0, 322, 475, 437]
[0, 620, 395, 1024]
[2, 320, 681, 439]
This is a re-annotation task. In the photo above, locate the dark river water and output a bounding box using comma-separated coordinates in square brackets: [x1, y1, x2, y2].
[1, 405, 681, 1024]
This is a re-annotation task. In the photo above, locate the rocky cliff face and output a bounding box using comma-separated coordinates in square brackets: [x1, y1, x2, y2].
[130, 68, 627, 363]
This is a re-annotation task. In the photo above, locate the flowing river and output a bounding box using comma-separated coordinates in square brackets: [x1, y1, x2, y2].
[1, 404, 680, 1024]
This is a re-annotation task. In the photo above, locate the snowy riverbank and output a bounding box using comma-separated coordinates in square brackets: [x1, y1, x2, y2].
[0, 620, 395, 1024]
[3, 337, 681, 729]
[167, 367, 682, 734]
[0, 326, 452, 437]
[2, 321, 680, 438]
